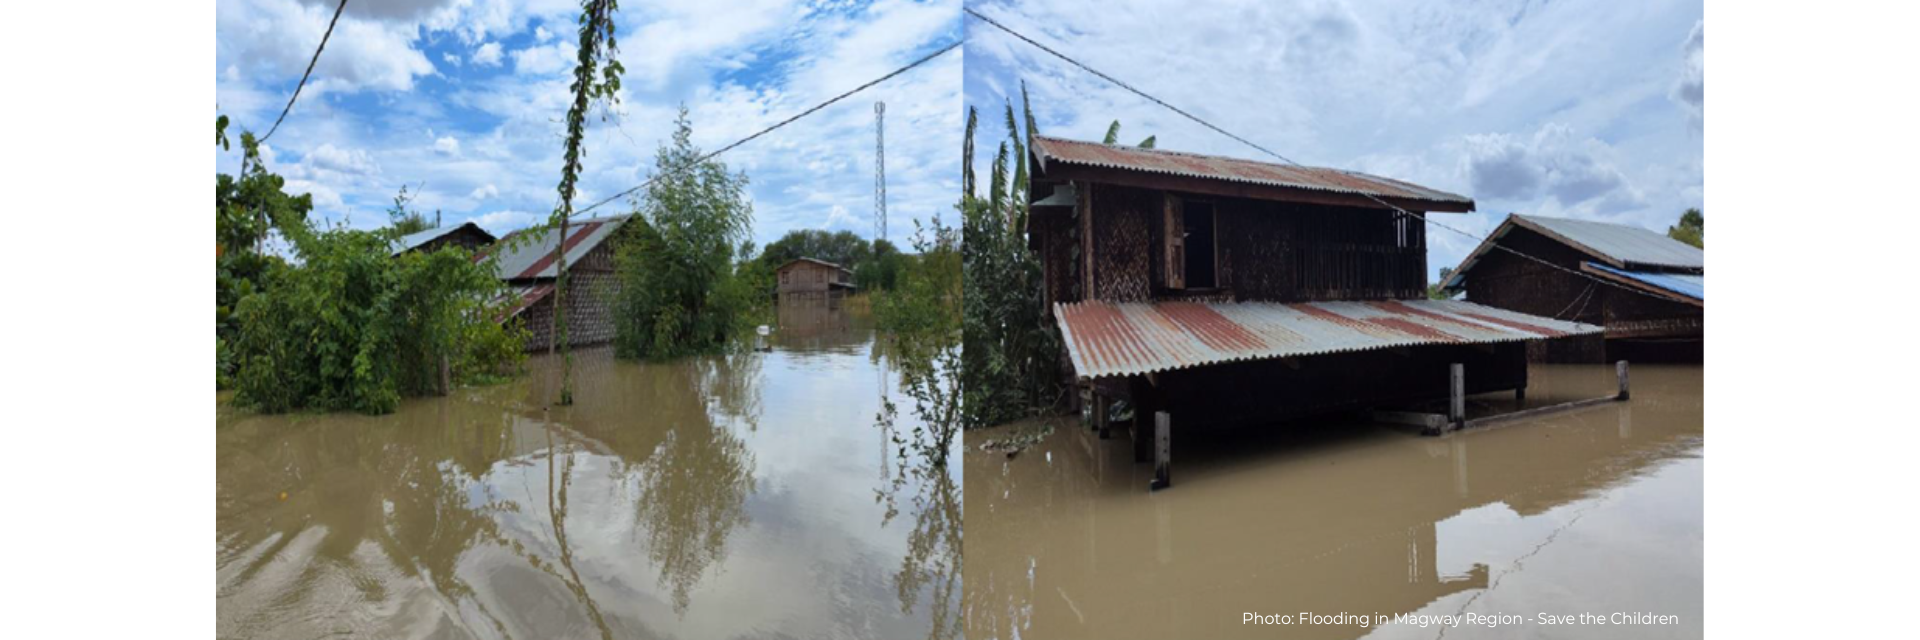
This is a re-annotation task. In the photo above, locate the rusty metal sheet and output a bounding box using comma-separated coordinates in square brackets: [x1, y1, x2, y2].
[1053, 299, 1600, 380]
[481, 215, 628, 281]
[495, 282, 555, 320]
[1032, 136, 1472, 208]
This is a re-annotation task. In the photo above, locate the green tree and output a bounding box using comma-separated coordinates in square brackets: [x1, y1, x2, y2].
[757, 229, 872, 269]
[385, 185, 435, 236]
[1427, 266, 1456, 300]
[545, 0, 625, 405]
[960, 86, 1064, 429]
[612, 108, 761, 360]
[1668, 207, 1704, 248]
[216, 119, 313, 388]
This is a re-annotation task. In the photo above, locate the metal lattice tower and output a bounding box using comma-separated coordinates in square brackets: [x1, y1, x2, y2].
[874, 101, 887, 243]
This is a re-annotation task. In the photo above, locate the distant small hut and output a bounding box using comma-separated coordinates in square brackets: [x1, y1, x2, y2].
[1025, 136, 1601, 482]
[479, 216, 629, 352]
[391, 222, 496, 256]
[775, 257, 855, 304]
[1440, 214, 1703, 362]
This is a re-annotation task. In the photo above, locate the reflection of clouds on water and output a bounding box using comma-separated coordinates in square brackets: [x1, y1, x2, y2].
[218, 307, 936, 639]
[963, 365, 1705, 640]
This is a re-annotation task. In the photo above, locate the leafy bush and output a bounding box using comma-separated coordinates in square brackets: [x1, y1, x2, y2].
[612, 108, 764, 359]
[958, 99, 1064, 429]
[228, 227, 523, 414]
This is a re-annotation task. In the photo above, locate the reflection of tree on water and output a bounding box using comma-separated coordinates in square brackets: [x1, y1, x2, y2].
[543, 426, 613, 640]
[884, 465, 961, 640]
[533, 347, 760, 617]
[873, 336, 964, 640]
[631, 411, 757, 614]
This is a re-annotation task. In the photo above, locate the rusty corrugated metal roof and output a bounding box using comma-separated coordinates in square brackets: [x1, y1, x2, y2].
[1031, 136, 1474, 210]
[481, 215, 628, 281]
[1054, 299, 1600, 381]
[495, 282, 555, 320]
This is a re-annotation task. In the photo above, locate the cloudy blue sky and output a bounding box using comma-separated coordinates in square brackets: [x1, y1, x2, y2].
[964, 0, 1704, 278]
[216, 0, 961, 250]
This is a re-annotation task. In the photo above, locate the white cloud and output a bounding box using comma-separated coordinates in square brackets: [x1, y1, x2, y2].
[473, 209, 540, 234]
[217, 0, 436, 95]
[469, 184, 500, 200]
[434, 135, 461, 156]
[1672, 20, 1704, 122]
[510, 42, 572, 75]
[535, 25, 554, 42]
[471, 41, 504, 67]
[1462, 123, 1634, 208]
[442, 52, 462, 67]
[302, 143, 382, 177]
[824, 204, 856, 228]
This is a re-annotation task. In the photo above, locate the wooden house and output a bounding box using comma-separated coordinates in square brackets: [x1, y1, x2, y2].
[1439, 214, 1704, 362]
[1024, 136, 1600, 474]
[391, 222, 497, 256]
[481, 216, 629, 352]
[775, 257, 855, 303]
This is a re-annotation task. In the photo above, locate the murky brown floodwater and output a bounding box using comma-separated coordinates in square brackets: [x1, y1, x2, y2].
[965, 364, 1702, 640]
[217, 302, 958, 639]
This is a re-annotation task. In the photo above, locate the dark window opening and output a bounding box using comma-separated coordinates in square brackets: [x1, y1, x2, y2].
[1184, 201, 1216, 288]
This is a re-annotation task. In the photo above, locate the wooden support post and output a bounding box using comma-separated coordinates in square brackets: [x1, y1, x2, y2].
[1092, 393, 1111, 439]
[1131, 386, 1155, 463]
[1449, 363, 1466, 431]
[1616, 360, 1630, 400]
[1150, 411, 1172, 491]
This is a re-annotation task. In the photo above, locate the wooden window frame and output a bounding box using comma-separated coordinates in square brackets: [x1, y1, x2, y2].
[1164, 194, 1220, 291]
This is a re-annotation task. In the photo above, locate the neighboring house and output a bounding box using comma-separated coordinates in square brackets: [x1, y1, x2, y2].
[775, 257, 856, 303]
[391, 222, 496, 256]
[1440, 214, 1704, 362]
[1024, 136, 1599, 448]
[479, 216, 629, 352]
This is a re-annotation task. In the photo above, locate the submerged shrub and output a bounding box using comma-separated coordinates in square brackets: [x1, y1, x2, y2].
[612, 108, 764, 359]
[228, 228, 524, 414]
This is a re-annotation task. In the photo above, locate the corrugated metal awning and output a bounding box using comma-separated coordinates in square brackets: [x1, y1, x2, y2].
[1055, 299, 1600, 381]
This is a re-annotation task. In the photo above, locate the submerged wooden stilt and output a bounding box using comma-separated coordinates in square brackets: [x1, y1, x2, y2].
[1092, 392, 1110, 439]
[1616, 360, 1631, 400]
[1150, 411, 1171, 491]
[1449, 363, 1466, 431]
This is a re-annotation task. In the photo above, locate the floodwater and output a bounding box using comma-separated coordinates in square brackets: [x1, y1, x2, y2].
[965, 364, 1703, 640]
[216, 302, 959, 639]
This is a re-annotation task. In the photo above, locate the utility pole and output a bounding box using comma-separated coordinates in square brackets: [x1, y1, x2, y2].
[874, 101, 887, 244]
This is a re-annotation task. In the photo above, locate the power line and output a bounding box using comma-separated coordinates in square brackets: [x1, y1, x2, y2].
[964, 7, 1698, 308]
[260, 0, 348, 144]
[569, 40, 962, 221]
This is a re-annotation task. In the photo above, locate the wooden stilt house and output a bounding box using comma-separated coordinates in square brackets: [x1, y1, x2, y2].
[1024, 136, 1601, 479]
[1439, 214, 1703, 362]
[774, 257, 856, 305]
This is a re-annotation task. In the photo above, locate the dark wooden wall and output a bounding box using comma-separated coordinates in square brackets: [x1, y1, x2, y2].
[1041, 182, 1430, 304]
[1462, 226, 1702, 360]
